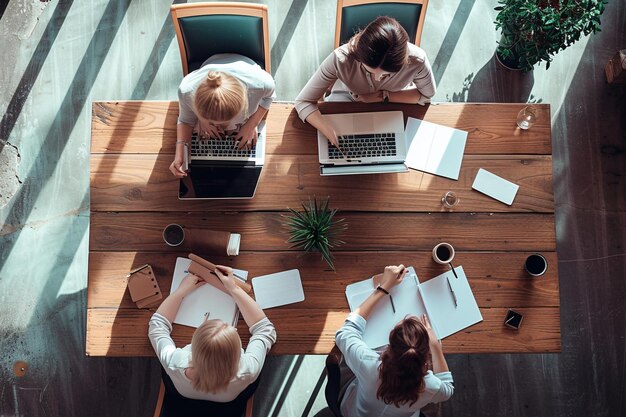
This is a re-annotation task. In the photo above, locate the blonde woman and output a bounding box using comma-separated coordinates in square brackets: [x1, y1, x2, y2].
[170, 53, 276, 178]
[148, 266, 276, 401]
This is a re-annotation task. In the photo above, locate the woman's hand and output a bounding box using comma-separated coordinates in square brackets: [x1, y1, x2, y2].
[214, 265, 239, 293]
[235, 119, 258, 149]
[320, 122, 340, 148]
[419, 314, 440, 347]
[379, 264, 407, 291]
[198, 120, 225, 139]
[169, 151, 187, 178]
[175, 273, 206, 297]
[351, 91, 383, 103]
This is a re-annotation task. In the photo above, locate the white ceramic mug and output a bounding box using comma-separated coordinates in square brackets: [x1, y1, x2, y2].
[432, 242, 455, 264]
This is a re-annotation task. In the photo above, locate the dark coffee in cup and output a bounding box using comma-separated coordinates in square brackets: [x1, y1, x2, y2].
[436, 245, 451, 262]
[525, 254, 547, 276]
[163, 224, 185, 247]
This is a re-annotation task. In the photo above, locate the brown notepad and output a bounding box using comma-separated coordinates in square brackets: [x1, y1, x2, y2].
[127, 264, 162, 308]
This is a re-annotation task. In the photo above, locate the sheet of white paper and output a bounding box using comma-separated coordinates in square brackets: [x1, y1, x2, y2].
[472, 168, 519, 205]
[346, 267, 428, 348]
[404, 118, 468, 180]
[252, 269, 305, 309]
[170, 257, 248, 328]
[419, 266, 483, 339]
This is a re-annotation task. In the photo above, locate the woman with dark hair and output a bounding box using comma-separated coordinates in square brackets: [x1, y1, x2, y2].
[295, 16, 436, 147]
[336, 265, 453, 416]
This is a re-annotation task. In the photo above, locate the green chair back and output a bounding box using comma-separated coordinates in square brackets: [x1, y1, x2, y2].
[339, 3, 423, 45]
[178, 14, 266, 72]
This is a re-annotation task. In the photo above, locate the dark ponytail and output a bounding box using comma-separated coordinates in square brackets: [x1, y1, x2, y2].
[376, 317, 430, 407]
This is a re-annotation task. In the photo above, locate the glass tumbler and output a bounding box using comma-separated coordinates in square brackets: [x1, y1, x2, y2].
[441, 191, 460, 209]
[516, 106, 537, 130]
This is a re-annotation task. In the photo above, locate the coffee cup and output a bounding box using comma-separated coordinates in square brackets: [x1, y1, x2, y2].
[163, 224, 185, 247]
[525, 253, 547, 276]
[432, 242, 455, 264]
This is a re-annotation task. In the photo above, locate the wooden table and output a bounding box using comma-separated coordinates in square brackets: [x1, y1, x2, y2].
[87, 101, 560, 356]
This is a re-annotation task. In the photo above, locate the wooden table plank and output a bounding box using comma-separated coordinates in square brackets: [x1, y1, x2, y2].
[86, 306, 560, 356]
[89, 212, 556, 252]
[87, 252, 559, 310]
[91, 102, 551, 155]
[90, 154, 554, 212]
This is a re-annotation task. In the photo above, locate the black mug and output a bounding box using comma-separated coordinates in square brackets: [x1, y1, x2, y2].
[163, 224, 185, 247]
[525, 253, 547, 276]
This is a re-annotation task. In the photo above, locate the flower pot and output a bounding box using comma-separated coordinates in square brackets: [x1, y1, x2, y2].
[495, 49, 523, 71]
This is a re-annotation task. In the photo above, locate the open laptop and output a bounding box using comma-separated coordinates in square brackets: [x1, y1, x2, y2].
[178, 121, 266, 199]
[317, 111, 408, 176]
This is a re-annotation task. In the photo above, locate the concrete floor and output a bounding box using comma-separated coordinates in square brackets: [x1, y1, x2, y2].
[1, 0, 625, 416]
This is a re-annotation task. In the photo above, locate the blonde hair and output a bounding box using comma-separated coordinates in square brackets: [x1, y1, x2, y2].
[194, 71, 248, 123]
[190, 319, 241, 393]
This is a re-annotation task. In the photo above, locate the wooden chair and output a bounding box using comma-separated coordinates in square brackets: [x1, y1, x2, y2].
[170, 2, 270, 76]
[153, 367, 259, 417]
[334, 0, 429, 48]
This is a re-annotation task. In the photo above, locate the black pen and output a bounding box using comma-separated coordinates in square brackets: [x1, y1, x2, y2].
[389, 294, 396, 313]
[449, 261, 458, 279]
[446, 276, 458, 307]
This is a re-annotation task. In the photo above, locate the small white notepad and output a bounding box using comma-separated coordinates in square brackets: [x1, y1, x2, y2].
[404, 118, 468, 180]
[252, 269, 305, 309]
[472, 168, 519, 205]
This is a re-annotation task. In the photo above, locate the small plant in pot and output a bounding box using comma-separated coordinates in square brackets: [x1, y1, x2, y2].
[495, 0, 606, 72]
[283, 197, 347, 271]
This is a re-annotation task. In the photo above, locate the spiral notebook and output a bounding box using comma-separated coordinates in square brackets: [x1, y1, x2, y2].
[345, 266, 483, 348]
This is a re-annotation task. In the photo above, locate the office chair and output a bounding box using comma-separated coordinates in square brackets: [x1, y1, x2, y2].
[170, 2, 270, 76]
[153, 367, 259, 417]
[334, 0, 429, 48]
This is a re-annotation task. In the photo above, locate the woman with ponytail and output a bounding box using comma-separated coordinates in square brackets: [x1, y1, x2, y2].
[335, 265, 454, 416]
[170, 53, 275, 178]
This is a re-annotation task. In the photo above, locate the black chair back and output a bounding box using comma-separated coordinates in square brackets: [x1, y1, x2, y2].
[324, 355, 344, 417]
[177, 14, 266, 73]
[158, 367, 259, 417]
[339, 2, 423, 45]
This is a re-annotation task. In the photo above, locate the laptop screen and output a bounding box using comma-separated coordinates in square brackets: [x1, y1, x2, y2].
[179, 165, 262, 199]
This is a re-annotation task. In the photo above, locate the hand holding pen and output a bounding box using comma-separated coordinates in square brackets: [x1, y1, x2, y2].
[380, 265, 408, 313]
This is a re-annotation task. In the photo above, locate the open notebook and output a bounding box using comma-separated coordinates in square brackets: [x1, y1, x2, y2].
[345, 266, 483, 348]
[170, 257, 248, 328]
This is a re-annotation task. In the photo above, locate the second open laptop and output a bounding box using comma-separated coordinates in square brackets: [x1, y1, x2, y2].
[178, 121, 266, 200]
[317, 111, 408, 176]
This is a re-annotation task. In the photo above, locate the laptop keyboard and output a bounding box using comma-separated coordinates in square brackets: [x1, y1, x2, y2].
[191, 133, 257, 158]
[328, 133, 397, 159]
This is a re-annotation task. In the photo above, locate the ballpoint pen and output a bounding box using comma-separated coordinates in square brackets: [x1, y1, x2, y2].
[389, 293, 396, 313]
[446, 276, 458, 307]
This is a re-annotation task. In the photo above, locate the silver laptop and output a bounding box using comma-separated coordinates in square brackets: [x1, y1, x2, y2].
[178, 121, 266, 200]
[190, 120, 266, 165]
[317, 111, 408, 176]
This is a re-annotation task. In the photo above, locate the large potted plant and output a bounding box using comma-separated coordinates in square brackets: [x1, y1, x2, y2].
[283, 198, 347, 271]
[495, 0, 606, 72]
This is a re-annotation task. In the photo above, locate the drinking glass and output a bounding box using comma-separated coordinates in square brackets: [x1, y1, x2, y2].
[516, 106, 537, 130]
[441, 191, 460, 209]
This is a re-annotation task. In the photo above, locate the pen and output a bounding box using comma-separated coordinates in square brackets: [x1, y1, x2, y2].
[446, 276, 458, 307]
[449, 261, 458, 279]
[389, 294, 396, 313]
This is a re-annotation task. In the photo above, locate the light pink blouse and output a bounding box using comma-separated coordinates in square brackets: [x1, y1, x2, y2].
[295, 42, 436, 122]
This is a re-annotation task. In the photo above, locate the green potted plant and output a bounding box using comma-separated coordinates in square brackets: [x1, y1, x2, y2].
[495, 0, 606, 72]
[283, 197, 347, 271]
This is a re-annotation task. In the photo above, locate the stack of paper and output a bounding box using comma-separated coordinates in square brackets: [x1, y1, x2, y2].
[252, 269, 305, 309]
